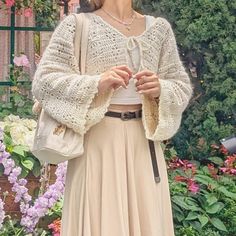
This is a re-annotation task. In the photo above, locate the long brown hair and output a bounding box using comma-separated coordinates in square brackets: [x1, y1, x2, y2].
[79, 0, 104, 12]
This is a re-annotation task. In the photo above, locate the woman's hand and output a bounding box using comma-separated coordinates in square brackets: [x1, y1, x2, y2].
[134, 70, 161, 99]
[98, 65, 133, 94]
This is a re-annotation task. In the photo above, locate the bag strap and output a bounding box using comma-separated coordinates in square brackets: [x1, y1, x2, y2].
[73, 13, 89, 74]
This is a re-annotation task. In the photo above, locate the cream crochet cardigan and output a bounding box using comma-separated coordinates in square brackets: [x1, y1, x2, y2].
[32, 13, 193, 141]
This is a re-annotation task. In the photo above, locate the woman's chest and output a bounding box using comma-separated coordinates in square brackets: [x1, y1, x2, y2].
[85, 15, 165, 75]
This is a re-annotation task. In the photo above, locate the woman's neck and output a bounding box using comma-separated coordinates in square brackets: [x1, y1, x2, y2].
[102, 0, 133, 20]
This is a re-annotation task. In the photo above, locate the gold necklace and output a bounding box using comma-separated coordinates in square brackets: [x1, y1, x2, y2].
[101, 8, 136, 31]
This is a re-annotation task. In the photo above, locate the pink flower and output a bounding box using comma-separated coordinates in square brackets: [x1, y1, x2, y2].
[24, 8, 33, 18]
[219, 167, 227, 173]
[5, 0, 15, 7]
[187, 180, 200, 194]
[230, 169, 236, 175]
[52, 234, 60, 236]
[225, 155, 236, 166]
[48, 218, 61, 236]
[13, 54, 30, 67]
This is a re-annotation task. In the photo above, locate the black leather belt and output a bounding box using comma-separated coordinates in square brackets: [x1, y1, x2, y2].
[105, 110, 142, 121]
[105, 110, 161, 183]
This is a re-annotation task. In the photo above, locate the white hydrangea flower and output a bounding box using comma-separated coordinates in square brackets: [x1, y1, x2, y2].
[1, 115, 37, 149]
[4, 114, 21, 123]
[22, 119, 37, 131]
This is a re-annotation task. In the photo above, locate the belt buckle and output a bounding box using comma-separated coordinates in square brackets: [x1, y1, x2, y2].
[121, 111, 132, 121]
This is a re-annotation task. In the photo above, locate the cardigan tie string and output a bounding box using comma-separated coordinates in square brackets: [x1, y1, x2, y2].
[126, 37, 149, 72]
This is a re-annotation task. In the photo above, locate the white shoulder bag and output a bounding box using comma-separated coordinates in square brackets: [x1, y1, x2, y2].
[31, 13, 89, 164]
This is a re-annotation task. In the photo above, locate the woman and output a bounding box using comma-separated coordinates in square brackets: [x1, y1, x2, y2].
[32, 0, 193, 235]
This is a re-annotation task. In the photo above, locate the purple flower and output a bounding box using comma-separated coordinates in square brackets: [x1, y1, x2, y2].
[20, 202, 30, 214]
[18, 178, 27, 185]
[0, 132, 68, 233]
[2, 158, 14, 175]
[8, 167, 22, 184]
[0, 143, 10, 163]
[20, 162, 67, 232]
[0, 191, 5, 229]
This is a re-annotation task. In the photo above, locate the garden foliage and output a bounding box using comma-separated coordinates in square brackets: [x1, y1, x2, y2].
[134, 1, 236, 235]
[165, 144, 236, 236]
[136, 0, 236, 159]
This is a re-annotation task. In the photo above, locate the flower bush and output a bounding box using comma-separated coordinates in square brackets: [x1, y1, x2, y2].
[0, 114, 40, 178]
[165, 144, 236, 236]
[135, 0, 236, 161]
[2, 133, 234, 235]
[0, 127, 67, 234]
[0, 0, 33, 17]
[0, 54, 34, 120]
[0, 0, 60, 27]
[0, 51, 67, 234]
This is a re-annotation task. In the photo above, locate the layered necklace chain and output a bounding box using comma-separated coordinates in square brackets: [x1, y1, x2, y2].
[101, 7, 136, 31]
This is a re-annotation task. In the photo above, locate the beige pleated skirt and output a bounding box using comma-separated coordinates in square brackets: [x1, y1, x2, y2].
[61, 115, 175, 236]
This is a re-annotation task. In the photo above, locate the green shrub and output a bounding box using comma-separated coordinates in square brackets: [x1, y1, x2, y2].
[136, 0, 236, 160]
[35, 0, 60, 28]
[165, 143, 236, 235]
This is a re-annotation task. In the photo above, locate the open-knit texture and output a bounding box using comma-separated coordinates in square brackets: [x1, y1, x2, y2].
[32, 13, 193, 141]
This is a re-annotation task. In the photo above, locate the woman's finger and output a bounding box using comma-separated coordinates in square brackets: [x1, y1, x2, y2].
[113, 65, 133, 78]
[135, 75, 158, 86]
[138, 87, 161, 98]
[113, 68, 130, 85]
[111, 76, 127, 89]
[134, 69, 154, 80]
[136, 81, 160, 91]
[110, 71, 123, 80]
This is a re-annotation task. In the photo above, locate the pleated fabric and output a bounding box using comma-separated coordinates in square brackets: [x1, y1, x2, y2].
[61, 115, 175, 236]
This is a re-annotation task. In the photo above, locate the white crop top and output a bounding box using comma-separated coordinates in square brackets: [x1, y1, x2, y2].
[110, 15, 156, 105]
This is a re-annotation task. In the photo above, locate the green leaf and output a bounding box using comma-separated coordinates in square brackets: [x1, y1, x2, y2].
[218, 186, 236, 200]
[211, 218, 228, 232]
[3, 133, 13, 147]
[172, 196, 199, 211]
[172, 196, 190, 210]
[206, 202, 224, 214]
[12, 146, 25, 157]
[169, 147, 178, 157]
[206, 195, 218, 206]
[175, 212, 185, 222]
[198, 215, 209, 227]
[191, 220, 202, 232]
[172, 203, 182, 213]
[195, 174, 218, 188]
[21, 159, 34, 170]
[32, 159, 42, 177]
[19, 168, 29, 178]
[185, 211, 199, 220]
[208, 156, 224, 165]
